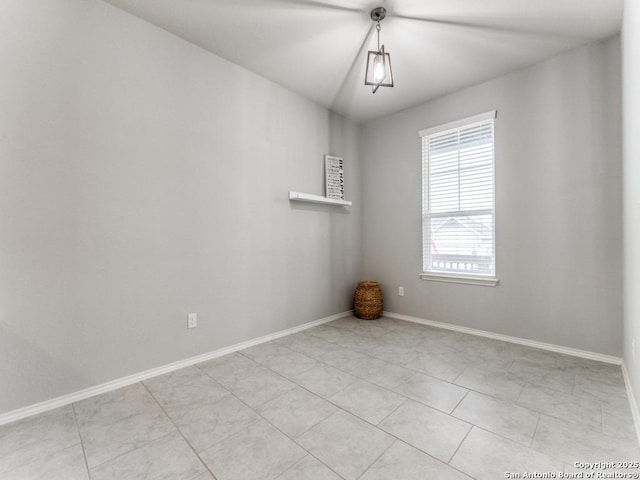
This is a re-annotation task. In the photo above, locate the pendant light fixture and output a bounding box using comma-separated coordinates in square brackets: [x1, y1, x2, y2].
[364, 7, 394, 93]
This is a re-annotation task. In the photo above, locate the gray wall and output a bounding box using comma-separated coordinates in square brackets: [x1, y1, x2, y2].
[623, 0, 640, 414]
[0, 0, 362, 415]
[361, 37, 622, 356]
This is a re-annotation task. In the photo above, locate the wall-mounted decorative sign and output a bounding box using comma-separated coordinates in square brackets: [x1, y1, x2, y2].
[325, 155, 345, 200]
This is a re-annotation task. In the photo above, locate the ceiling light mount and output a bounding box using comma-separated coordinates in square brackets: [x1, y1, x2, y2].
[370, 6, 387, 22]
[364, 6, 394, 94]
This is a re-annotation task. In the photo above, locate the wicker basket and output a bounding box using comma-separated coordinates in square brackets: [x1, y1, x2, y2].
[353, 281, 382, 320]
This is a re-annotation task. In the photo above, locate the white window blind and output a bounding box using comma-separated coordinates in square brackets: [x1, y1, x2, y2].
[420, 111, 497, 285]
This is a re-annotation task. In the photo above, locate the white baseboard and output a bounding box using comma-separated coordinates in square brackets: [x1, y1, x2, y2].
[622, 362, 640, 446]
[383, 311, 622, 365]
[0, 311, 350, 426]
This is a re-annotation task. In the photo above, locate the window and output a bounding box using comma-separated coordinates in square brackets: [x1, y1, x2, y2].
[419, 111, 498, 286]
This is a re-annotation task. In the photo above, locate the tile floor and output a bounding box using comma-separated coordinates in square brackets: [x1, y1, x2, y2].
[1, 315, 639, 480]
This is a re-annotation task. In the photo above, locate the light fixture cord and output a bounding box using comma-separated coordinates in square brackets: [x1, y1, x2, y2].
[376, 22, 381, 51]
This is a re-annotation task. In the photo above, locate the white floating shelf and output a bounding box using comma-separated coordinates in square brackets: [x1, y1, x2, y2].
[289, 191, 352, 206]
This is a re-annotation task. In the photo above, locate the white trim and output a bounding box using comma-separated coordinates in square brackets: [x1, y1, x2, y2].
[622, 362, 640, 446]
[418, 110, 497, 138]
[426, 208, 494, 218]
[0, 311, 351, 426]
[420, 273, 499, 287]
[383, 311, 622, 365]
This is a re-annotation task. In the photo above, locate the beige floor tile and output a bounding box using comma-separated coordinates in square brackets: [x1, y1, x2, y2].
[5, 317, 639, 480]
[305, 325, 349, 343]
[143, 365, 207, 394]
[329, 380, 406, 424]
[378, 400, 471, 463]
[146, 373, 230, 416]
[275, 334, 342, 360]
[0, 406, 80, 475]
[90, 432, 206, 480]
[287, 363, 359, 398]
[453, 391, 540, 445]
[196, 352, 264, 386]
[297, 411, 394, 480]
[200, 420, 306, 480]
[363, 342, 422, 366]
[532, 414, 640, 463]
[257, 387, 337, 438]
[499, 343, 559, 367]
[242, 342, 318, 373]
[393, 372, 468, 413]
[73, 383, 157, 428]
[454, 365, 525, 400]
[275, 455, 342, 480]
[349, 357, 415, 389]
[168, 394, 261, 452]
[602, 406, 638, 441]
[240, 342, 296, 363]
[326, 317, 362, 330]
[2, 443, 88, 480]
[79, 405, 175, 469]
[403, 350, 472, 382]
[313, 347, 371, 371]
[450, 427, 563, 480]
[509, 360, 575, 394]
[360, 441, 472, 480]
[224, 368, 297, 408]
[573, 373, 630, 409]
[517, 383, 602, 431]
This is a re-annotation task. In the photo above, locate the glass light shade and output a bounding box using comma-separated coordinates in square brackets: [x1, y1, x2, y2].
[373, 54, 386, 83]
[364, 46, 394, 93]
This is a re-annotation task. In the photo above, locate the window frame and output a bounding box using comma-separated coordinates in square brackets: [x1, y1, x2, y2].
[419, 110, 499, 287]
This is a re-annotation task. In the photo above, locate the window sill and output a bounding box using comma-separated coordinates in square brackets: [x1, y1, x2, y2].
[419, 273, 499, 287]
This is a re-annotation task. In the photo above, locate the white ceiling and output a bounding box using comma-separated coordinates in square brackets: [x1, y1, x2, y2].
[102, 0, 623, 123]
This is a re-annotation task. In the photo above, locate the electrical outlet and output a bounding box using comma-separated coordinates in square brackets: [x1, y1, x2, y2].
[187, 313, 197, 329]
[398, 286, 404, 297]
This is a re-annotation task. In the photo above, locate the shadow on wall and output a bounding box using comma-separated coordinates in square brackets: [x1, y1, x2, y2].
[0, 322, 88, 416]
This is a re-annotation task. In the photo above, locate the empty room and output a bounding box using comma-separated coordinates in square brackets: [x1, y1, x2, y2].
[2, 0, 640, 479]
